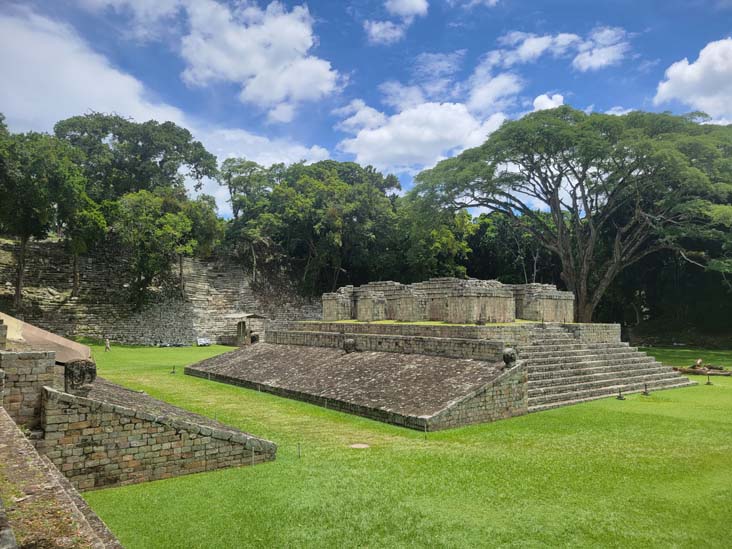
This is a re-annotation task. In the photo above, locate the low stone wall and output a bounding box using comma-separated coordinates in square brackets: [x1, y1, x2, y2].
[560, 323, 621, 343]
[41, 386, 277, 490]
[0, 350, 55, 429]
[428, 361, 528, 431]
[266, 329, 505, 361]
[276, 321, 537, 345]
[0, 320, 7, 350]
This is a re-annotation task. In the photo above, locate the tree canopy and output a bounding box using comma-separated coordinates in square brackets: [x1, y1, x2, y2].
[54, 113, 217, 202]
[414, 106, 732, 321]
[1, 107, 730, 338]
[0, 131, 86, 307]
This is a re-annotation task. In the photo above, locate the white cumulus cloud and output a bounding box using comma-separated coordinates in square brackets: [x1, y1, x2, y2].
[77, 0, 182, 39]
[466, 61, 523, 114]
[448, 0, 499, 8]
[483, 27, 629, 72]
[364, 0, 429, 45]
[379, 81, 427, 110]
[364, 19, 408, 44]
[81, 0, 341, 122]
[533, 93, 564, 111]
[180, 0, 340, 123]
[572, 26, 630, 71]
[654, 38, 732, 119]
[333, 100, 388, 133]
[385, 0, 429, 18]
[0, 5, 330, 215]
[605, 106, 633, 115]
[338, 102, 504, 173]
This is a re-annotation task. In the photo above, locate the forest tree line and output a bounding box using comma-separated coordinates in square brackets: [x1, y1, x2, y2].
[0, 108, 730, 336]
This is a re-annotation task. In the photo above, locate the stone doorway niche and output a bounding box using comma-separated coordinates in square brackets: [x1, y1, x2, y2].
[234, 314, 265, 346]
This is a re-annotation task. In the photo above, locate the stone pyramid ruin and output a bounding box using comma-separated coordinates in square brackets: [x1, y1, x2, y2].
[186, 278, 694, 431]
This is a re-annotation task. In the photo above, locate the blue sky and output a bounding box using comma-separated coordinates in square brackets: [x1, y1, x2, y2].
[1, 0, 732, 213]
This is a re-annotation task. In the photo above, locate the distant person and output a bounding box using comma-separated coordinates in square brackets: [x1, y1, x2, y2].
[104, 338, 111, 352]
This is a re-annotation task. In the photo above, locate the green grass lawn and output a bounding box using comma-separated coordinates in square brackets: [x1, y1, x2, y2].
[639, 346, 732, 370]
[83, 343, 732, 548]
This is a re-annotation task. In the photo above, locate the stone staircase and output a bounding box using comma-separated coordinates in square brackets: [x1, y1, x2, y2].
[524, 325, 694, 412]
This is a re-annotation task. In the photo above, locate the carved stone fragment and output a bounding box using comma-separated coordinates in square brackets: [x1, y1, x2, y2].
[64, 359, 97, 396]
[502, 348, 517, 369]
[343, 338, 357, 354]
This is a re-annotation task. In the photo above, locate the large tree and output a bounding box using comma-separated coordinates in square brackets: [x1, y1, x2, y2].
[111, 190, 194, 308]
[54, 113, 217, 201]
[414, 107, 731, 322]
[0, 132, 85, 309]
[220, 159, 401, 293]
[64, 194, 107, 297]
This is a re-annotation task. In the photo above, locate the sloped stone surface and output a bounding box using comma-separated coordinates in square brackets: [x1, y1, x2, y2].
[186, 343, 505, 420]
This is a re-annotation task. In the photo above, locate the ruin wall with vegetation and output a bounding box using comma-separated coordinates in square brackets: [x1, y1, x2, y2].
[0, 238, 321, 345]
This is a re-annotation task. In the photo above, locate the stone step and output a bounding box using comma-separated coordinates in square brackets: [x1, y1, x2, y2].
[521, 343, 637, 356]
[526, 350, 645, 365]
[529, 365, 673, 385]
[528, 356, 658, 372]
[528, 360, 664, 380]
[529, 334, 572, 339]
[528, 370, 684, 397]
[528, 377, 694, 407]
[528, 379, 695, 413]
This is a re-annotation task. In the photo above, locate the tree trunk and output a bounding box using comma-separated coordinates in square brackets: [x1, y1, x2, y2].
[71, 253, 80, 297]
[250, 242, 256, 284]
[13, 236, 28, 311]
[574, 291, 595, 323]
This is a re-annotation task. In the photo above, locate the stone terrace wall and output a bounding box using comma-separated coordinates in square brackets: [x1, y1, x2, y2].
[0, 319, 6, 349]
[428, 361, 528, 431]
[560, 323, 621, 343]
[511, 284, 574, 323]
[277, 321, 537, 345]
[41, 387, 276, 490]
[0, 238, 321, 345]
[0, 350, 55, 429]
[267, 329, 504, 361]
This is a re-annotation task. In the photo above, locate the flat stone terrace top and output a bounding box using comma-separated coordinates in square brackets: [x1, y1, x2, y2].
[87, 378, 263, 442]
[185, 343, 504, 418]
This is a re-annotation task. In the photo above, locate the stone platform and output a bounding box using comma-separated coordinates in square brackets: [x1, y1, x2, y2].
[185, 343, 527, 431]
[185, 320, 694, 430]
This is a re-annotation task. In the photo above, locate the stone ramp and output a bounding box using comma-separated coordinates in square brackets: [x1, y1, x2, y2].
[0, 311, 91, 363]
[185, 344, 526, 431]
[0, 407, 119, 548]
[524, 325, 695, 412]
